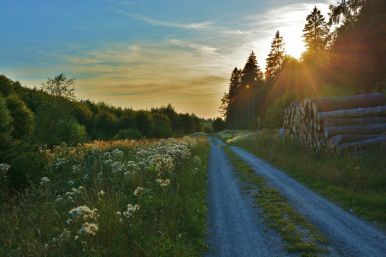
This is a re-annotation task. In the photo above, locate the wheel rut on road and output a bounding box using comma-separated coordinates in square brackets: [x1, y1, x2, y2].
[205, 137, 290, 257]
[229, 142, 386, 257]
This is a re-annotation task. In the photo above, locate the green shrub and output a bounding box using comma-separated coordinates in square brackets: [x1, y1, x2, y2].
[114, 128, 143, 140]
[8, 150, 47, 190]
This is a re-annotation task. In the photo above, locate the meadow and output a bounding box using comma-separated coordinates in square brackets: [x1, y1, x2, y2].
[0, 136, 209, 257]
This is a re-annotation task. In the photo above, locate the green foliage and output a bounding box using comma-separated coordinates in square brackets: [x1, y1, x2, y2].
[134, 111, 153, 137]
[8, 149, 47, 190]
[151, 113, 172, 138]
[0, 96, 13, 162]
[212, 118, 226, 132]
[302, 7, 329, 58]
[0, 137, 210, 257]
[34, 99, 86, 146]
[41, 73, 76, 100]
[114, 128, 143, 140]
[263, 92, 296, 128]
[6, 95, 34, 139]
[265, 31, 285, 85]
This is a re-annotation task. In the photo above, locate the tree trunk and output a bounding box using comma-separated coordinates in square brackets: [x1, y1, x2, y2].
[308, 93, 386, 112]
[328, 134, 384, 148]
[323, 123, 386, 138]
[322, 116, 386, 127]
[336, 135, 386, 154]
[318, 106, 386, 119]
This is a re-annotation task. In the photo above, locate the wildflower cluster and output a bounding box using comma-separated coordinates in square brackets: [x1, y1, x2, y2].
[68, 205, 99, 236]
[0, 163, 10, 177]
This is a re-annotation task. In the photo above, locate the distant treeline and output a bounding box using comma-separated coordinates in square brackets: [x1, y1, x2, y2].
[0, 74, 205, 156]
[0, 74, 209, 189]
[221, 0, 385, 129]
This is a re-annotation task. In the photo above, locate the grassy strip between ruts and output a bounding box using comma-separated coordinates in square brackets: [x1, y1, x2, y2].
[223, 147, 329, 257]
[228, 129, 386, 227]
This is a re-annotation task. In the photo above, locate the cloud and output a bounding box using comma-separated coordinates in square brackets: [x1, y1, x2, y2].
[117, 10, 213, 30]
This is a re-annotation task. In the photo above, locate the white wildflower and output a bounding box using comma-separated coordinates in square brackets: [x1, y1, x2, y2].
[122, 204, 140, 218]
[156, 178, 171, 188]
[40, 177, 50, 185]
[133, 187, 144, 197]
[68, 180, 74, 186]
[193, 155, 201, 165]
[69, 206, 98, 221]
[98, 190, 105, 198]
[0, 163, 10, 173]
[78, 222, 98, 236]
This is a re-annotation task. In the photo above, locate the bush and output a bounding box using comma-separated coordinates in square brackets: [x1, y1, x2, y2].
[0, 96, 13, 162]
[264, 91, 296, 128]
[6, 95, 34, 139]
[8, 150, 47, 190]
[114, 128, 143, 140]
[151, 113, 172, 138]
[212, 118, 226, 132]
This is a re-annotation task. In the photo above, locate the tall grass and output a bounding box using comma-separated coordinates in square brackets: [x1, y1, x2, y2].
[0, 136, 210, 257]
[229, 130, 386, 227]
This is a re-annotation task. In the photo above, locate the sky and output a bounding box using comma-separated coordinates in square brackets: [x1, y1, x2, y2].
[0, 0, 331, 118]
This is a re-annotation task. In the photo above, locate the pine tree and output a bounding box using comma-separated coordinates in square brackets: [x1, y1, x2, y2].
[220, 67, 241, 125]
[240, 52, 263, 124]
[241, 51, 263, 88]
[303, 7, 329, 57]
[265, 31, 285, 85]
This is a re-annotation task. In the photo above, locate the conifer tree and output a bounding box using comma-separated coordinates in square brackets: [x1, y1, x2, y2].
[220, 67, 241, 125]
[303, 7, 329, 57]
[241, 51, 263, 88]
[265, 31, 285, 85]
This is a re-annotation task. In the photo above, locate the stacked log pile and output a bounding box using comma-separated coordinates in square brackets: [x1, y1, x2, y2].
[283, 93, 386, 154]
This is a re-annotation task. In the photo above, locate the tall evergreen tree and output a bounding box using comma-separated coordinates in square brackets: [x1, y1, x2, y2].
[241, 51, 263, 87]
[303, 7, 329, 58]
[220, 67, 241, 125]
[265, 31, 286, 85]
[240, 52, 264, 124]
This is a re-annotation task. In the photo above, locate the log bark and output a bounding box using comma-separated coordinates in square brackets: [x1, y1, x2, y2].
[308, 93, 386, 112]
[336, 135, 386, 154]
[322, 116, 386, 127]
[323, 123, 386, 138]
[328, 134, 384, 148]
[318, 106, 386, 120]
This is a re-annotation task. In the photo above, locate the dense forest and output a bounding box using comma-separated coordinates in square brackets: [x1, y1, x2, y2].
[0, 74, 206, 189]
[220, 0, 386, 129]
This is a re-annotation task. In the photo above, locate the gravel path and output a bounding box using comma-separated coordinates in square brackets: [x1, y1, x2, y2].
[205, 138, 291, 257]
[230, 143, 386, 257]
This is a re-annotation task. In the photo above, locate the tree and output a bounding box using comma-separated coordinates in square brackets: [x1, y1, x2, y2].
[151, 113, 172, 138]
[265, 31, 286, 85]
[303, 7, 329, 58]
[34, 99, 86, 145]
[0, 96, 13, 161]
[212, 117, 226, 132]
[41, 73, 76, 100]
[241, 51, 263, 87]
[6, 95, 34, 139]
[220, 67, 241, 126]
[134, 111, 153, 137]
[240, 52, 264, 124]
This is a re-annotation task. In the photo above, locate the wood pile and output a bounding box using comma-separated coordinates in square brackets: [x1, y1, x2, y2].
[283, 93, 386, 154]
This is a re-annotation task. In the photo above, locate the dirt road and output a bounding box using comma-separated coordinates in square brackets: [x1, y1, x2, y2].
[206, 137, 386, 257]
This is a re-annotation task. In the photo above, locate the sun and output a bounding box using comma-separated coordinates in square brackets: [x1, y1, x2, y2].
[282, 27, 306, 59]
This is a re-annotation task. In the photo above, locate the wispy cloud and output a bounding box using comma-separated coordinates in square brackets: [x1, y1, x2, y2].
[116, 10, 213, 30]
